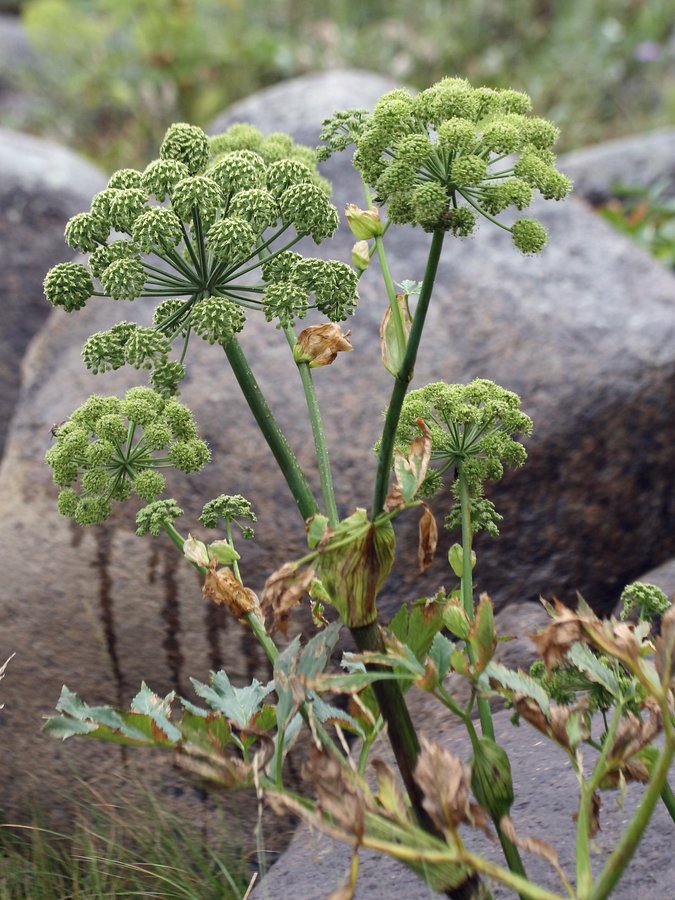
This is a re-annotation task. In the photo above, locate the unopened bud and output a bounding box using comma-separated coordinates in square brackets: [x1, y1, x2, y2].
[345, 203, 383, 239]
[293, 323, 353, 368]
[352, 239, 371, 273]
[183, 533, 210, 567]
[208, 539, 240, 565]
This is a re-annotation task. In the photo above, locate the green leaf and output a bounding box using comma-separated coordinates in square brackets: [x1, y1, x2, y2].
[130, 683, 181, 743]
[190, 672, 275, 729]
[306, 514, 330, 549]
[298, 620, 342, 680]
[179, 708, 232, 753]
[429, 633, 454, 682]
[207, 539, 240, 565]
[45, 686, 172, 746]
[443, 602, 470, 640]
[565, 709, 589, 749]
[566, 643, 620, 697]
[485, 661, 550, 714]
[274, 636, 302, 732]
[388, 598, 446, 664]
[469, 594, 496, 673]
[311, 694, 364, 737]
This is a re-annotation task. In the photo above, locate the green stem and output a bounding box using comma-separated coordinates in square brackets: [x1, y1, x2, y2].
[457, 466, 495, 742]
[362, 180, 406, 362]
[660, 779, 675, 822]
[576, 704, 623, 894]
[587, 736, 674, 900]
[283, 326, 339, 527]
[351, 623, 484, 899]
[372, 229, 445, 517]
[222, 337, 319, 521]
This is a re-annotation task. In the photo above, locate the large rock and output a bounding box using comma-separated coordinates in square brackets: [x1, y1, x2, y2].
[0, 128, 106, 459]
[561, 128, 675, 204]
[1, 69, 675, 843]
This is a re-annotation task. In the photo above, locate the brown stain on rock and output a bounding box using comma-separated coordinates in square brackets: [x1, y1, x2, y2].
[93, 527, 125, 705]
[161, 546, 184, 692]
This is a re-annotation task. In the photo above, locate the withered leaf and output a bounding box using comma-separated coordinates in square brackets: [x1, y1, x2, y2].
[500, 816, 569, 883]
[415, 737, 472, 832]
[655, 604, 675, 686]
[386, 418, 432, 511]
[380, 292, 413, 377]
[573, 792, 602, 837]
[261, 562, 316, 635]
[418, 502, 438, 572]
[304, 745, 366, 841]
[295, 323, 353, 368]
[530, 599, 585, 674]
[203, 559, 261, 622]
[372, 758, 409, 825]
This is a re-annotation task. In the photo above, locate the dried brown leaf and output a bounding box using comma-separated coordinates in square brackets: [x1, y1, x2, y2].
[573, 792, 602, 837]
[202, 559, 261, 623]
[385, 418, 432, 511]
[372, 759, 409, 824]
[530, 599, 585, 674]
[415, 737, 472, 832]
[655, 604, 675, 686]
[514, 695, 589, 752]
[305, 745, 366, 841]
[261, 562, 315, 635]
[418, 502, 438, 572]
[295, 323, 353, 367]
[499, 816, 569, 883]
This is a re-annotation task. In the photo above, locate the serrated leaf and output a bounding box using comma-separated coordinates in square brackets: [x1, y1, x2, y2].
[565, 709, 588, 749]
[298, 621, 342, 680]
[469, 593, 496, 673]
[306, 514, 331, 549]
[274, 635, 303, 731]
[450, 648, 470, 676]
[311, 694, 364, 737]
[131, 683, 181, 743]
[190, 672, 275, 729]
[485, 661, 550, 714]
[388, 597, 447, 665]
[566, 643, 620, 697]
[429, 633, 454, 682]
[389, 604, 409, 644]
[392, 419, 431, 504]
[179, 709, 232, 752]
[43, 715, 97, 740]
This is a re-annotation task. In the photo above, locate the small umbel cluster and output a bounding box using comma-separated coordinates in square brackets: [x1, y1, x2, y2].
[394, 379, 533, 535]
[44, 123, 357, 394]
[319, 78, 572, 250]
[46, 387, 210, 525]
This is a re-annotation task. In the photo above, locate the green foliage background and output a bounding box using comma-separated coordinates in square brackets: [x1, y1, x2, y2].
[11, 0, 675, 169]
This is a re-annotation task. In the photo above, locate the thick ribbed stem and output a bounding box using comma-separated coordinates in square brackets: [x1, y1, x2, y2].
[372, 229, 445, 517]
[222, 337, 319, 521]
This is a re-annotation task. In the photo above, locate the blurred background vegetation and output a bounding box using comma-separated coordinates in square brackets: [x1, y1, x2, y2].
[0, 0, 673, 171]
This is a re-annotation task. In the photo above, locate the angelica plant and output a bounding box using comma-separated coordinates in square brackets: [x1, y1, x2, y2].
[40, 79, 674, 900]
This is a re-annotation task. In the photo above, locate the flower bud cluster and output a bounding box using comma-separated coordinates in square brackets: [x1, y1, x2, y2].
[45, 387, 210, 526]
[44, 121, 358, 389]
[319, 79, 571, 251]
[199, 493, 256, 540]
[261, 252, 358, 327]
[394, 379, 533, 535]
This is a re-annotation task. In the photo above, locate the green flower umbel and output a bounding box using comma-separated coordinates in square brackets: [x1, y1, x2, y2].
[44, 122, 358, 394]
[46, 387, 210, 525]
[394, 379, 533, 535]
[319, 78, 571, 250]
